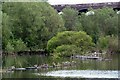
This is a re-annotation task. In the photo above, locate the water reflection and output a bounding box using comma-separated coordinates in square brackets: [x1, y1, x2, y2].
[2, 54, 119, 78]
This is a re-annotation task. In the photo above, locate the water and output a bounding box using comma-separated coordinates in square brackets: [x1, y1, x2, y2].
[2, 54, 119, 79]
[39, 70, 119, 78]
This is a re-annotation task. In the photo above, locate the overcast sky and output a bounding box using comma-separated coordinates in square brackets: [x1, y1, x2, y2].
[48, 0, 119, 5]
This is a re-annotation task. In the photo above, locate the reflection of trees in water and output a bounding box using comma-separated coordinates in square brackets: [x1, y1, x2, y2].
[2, 54, 118, 70]
[3, 56, 28, 68]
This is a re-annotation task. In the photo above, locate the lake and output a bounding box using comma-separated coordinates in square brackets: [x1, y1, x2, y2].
[2, 53, 119, 79]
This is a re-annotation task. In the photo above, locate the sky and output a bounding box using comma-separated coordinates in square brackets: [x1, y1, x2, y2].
[48, 0, 120, 5]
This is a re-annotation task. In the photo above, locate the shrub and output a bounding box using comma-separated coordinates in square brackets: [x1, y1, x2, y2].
[47, 31, 94, 56]
[54, 45, 81, 57]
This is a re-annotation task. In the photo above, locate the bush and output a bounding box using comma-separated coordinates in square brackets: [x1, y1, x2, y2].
[47, 31, 94, 56]
[54, 45, 81, 57]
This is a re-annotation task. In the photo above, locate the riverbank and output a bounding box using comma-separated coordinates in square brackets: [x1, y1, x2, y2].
[2, 53, 119, 78]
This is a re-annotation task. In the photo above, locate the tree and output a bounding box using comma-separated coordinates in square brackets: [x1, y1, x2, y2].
[93, 7, 116, 36]
[104, 15, 118, 36]
[79, 12, 100, 44]
[97, 36, 109, 50]
[2, 2, 65, 51]
[79, 7, 117, 44]
[107, 36, 118, 53]
[97, 35, 119, 53]
[2, 12, 13, 51]
[0, 10, 2, 50]
[62, 6, 83, 31]
[4, 38, 28, 53]
[47, 31, 94, 55]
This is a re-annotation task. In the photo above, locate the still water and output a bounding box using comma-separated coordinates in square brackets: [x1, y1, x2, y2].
[2, 54, 119, 79]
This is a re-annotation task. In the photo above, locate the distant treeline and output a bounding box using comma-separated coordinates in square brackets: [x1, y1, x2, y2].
[1, 2, 119, 57]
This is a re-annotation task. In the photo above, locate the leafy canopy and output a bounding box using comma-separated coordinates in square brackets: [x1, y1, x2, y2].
[47, 31, 94, 54]
[2, 2, 65, 52]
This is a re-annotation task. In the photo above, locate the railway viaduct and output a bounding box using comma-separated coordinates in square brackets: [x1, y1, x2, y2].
[51, 2, 120, 12]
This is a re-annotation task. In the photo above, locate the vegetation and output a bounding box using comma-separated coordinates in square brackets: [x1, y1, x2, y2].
[107, 36, 119, 53]
[47, 31, 94, 56]
[1, 2, 119, 57]
[54, 45, 81, 57]
[97, 36, 109, 51]
[2, 2, 65, 52]
[62, 6, 82, 31]
[79, 7, 118, 43]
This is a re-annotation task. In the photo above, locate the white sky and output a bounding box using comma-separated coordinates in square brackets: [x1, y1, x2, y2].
[48, 0, 120, 5]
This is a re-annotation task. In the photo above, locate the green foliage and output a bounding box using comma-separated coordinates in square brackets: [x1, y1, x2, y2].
[0, 28, 1, 49]
[94, 7, 117, 36]
[79, 12, 100, 44]
[2, 2, 118, 55]
[104, 15, 118, 35]
[54, 45, 81, 57]
[5, 39, 28, 53]
[47, 31, 94, 55]
[62, 6, 83, 31]
[2, 2, 65, 52]
[97, 36, 109, 50]
[107, 36, 118, 53]
[5, 41, 14, 53]
[97, 35, 118, 53]
[12, 39, 28, 52]
[2, 13, 13, 50]
[79, 7, 117, 44]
